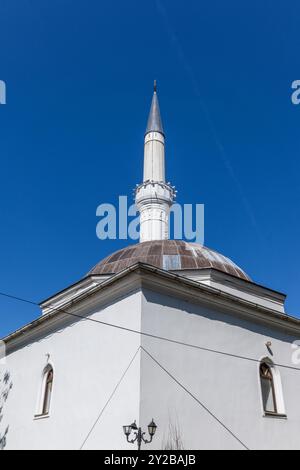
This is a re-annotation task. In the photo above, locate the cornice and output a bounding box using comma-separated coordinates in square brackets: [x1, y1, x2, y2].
[3, 263, 300, 350]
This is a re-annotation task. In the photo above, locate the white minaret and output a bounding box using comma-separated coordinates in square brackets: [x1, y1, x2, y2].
[135, 82, 175, 243]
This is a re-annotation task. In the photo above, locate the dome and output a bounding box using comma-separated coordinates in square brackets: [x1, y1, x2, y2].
[88, 240, 250, 281]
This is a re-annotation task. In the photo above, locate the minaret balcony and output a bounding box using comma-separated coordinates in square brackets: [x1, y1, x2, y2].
[135, 180, 175, 207]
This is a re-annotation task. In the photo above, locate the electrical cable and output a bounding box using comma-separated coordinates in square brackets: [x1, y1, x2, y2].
[0, 290, 299, 372]
[141, 346, 250, 450]
[79, 346, 141, 450]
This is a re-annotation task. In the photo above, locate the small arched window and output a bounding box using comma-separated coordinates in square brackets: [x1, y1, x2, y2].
[260, 362, 277, 414]
[41, 366, 53, 416]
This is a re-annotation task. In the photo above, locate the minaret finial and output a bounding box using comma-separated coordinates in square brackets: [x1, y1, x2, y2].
[154, 79, 157, 93]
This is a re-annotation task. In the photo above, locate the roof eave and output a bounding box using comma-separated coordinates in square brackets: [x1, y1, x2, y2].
[2, 263, 299, 346]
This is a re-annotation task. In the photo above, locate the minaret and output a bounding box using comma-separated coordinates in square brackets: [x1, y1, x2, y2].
[135, 82, 175, 242]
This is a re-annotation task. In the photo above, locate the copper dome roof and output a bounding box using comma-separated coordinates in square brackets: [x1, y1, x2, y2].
[88, 240, 250, 281]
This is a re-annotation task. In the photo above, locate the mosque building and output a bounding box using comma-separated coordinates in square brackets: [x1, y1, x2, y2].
[1, 84, 299, 450]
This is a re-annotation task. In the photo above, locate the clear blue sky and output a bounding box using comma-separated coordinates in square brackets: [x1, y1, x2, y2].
[0, 0, 299, 337]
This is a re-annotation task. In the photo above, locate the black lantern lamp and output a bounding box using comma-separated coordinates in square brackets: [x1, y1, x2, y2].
[148, 419, 157, 437]
[123, 421, 137, 436]
[123, 419, 157, 450]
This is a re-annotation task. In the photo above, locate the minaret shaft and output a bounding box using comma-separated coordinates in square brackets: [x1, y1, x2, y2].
[135, 83, 175, 243]
[143, 132, 165, 182]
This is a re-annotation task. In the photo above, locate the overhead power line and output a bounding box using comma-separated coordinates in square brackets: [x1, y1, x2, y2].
[79, 345, 249, 451]
[0, 290, 300, 372]
[141, 346, 250, 451]
[79, 347, 141, 450]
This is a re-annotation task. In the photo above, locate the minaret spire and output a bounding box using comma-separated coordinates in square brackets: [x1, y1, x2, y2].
[145, 80, 164, 138]
[135, 82, 175, 243]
